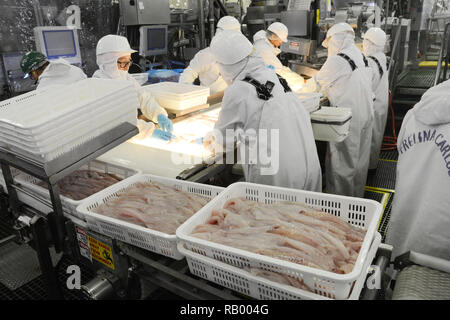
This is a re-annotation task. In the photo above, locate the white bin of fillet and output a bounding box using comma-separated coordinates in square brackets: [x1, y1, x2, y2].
[176, 182, 383, 299]
[178, 232, 381, 300]
[76, 174, 225, 260]
[14, 160, 141, 221]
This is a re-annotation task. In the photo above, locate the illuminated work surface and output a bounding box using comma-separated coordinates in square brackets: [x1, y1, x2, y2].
[97, 94, 323, 178]
[97, 106, 221, 178]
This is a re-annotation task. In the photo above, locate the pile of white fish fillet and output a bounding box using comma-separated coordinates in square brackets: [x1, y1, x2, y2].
[93, 182, 209, 235]
[190, 198, 367, 292]
[38, 170, 122, 201]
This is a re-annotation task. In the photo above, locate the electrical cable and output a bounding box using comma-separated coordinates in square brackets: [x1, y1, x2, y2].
[381, 90, 398, 151]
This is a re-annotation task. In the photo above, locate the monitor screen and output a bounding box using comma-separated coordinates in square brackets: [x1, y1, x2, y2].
[147, 28, 166, 51]
[42, 30, 77, 58]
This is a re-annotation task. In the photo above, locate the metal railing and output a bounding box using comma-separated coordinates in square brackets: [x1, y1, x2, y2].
[433, 22, 450, 86]
[388, 18, 404, 93]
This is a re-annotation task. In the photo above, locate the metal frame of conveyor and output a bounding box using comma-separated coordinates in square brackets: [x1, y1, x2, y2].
[0, 122, 138, 299]
[0, 120, 397, 300]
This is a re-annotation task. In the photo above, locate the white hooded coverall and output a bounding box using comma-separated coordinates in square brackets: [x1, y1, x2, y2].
[214, 55, 322, 191]
[303, 33, 374, 197]
[385, 79, 450, 261]
[37, 58, 87, 91]
[364, 42, 389, 170]
[253, 37, 304, 92]
[178, 47, 228, 94]
[92, 51, 167, 123]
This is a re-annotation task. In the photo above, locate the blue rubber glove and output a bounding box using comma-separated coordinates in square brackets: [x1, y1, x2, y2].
[194, 137, 204, 145]
[152, 129, 175, 141]
[157, 114, 173, 133]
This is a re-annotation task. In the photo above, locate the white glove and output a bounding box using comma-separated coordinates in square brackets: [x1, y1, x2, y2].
[136, 119, 155, 140]
[138, 89, 168, 123]
[301, 76, 319, 93]
[178, 66, 198, 84]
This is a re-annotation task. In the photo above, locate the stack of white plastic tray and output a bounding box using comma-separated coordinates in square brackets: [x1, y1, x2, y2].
[176, 182, 383, 300]
[76, 174, 224, 260]
[141, 82, 210, 111]
[310, 107, 352, 142]
[14, 160, 141, 221]
[0, 78, 139, 162]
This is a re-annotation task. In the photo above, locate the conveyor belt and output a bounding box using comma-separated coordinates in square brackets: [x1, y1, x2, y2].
[377, 193, 394, 243]
[396, 69, 436, 89]
[366, 159, 397, 192]
[364, 149, 397, 242]
[392, 265, 450, 300]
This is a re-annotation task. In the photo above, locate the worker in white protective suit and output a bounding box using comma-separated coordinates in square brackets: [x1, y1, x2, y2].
[208, 30, 322, 191]
[363, 28, 389, 172]
[253, 24, 305, 92]
[93, 35, 174, 141]
[20, 51, 87, 92]
[385, 79, 450, 261]
[302, 23, 374, 197]
[178, 16, 241, 94]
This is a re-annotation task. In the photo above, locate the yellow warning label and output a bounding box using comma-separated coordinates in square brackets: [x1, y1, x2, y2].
[88, 236, 115, 270]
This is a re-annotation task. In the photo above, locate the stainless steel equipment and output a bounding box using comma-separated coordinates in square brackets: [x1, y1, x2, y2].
[119, 0, 170, 25]
[281, 10, 311, 36]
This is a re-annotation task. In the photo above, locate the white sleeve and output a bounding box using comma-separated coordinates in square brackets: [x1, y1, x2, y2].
[179, 50, 211, 84]
[136, 119, 156, 139]
[138, 89, 168, 123]
[178, 66, 199, 84]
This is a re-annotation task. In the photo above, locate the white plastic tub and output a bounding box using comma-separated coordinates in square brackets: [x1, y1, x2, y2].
[176, 181, 383, 299]
[179, 232, 381, 300]
[15, 160, 141, 220]
[76, 174, 224, 260]
[310, 107, 352, 142]
[142, 82, 210, 111]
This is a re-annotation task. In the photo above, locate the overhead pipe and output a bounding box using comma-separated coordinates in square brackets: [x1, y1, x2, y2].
[198, 0, 206, 49]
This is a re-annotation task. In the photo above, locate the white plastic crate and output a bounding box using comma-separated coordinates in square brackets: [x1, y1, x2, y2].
[179, 232, 381, 300]
[15, 160, 141, 220]
[297, 92, 321, 113]
[142, 82, 210, 111]
[176, 182, 383, 299]
[76, 174, 224, 260]
[310, 107, 352, 142]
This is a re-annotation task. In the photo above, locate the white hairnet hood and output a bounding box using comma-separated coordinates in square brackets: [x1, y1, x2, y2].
[96, 35, 136, 56]
[253, 30, 267, 43]
[217, 16, 241, 32]
[413, 79, 450, 126]
[210, 30, 253, 65]
[96, 52, 131, 80]
[267, 22, 288, 42]
[326, 32, 356, 57]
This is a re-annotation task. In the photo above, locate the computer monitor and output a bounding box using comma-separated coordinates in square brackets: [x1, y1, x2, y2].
[34, 26, 82, 65]
[139, 25, 168, 57]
